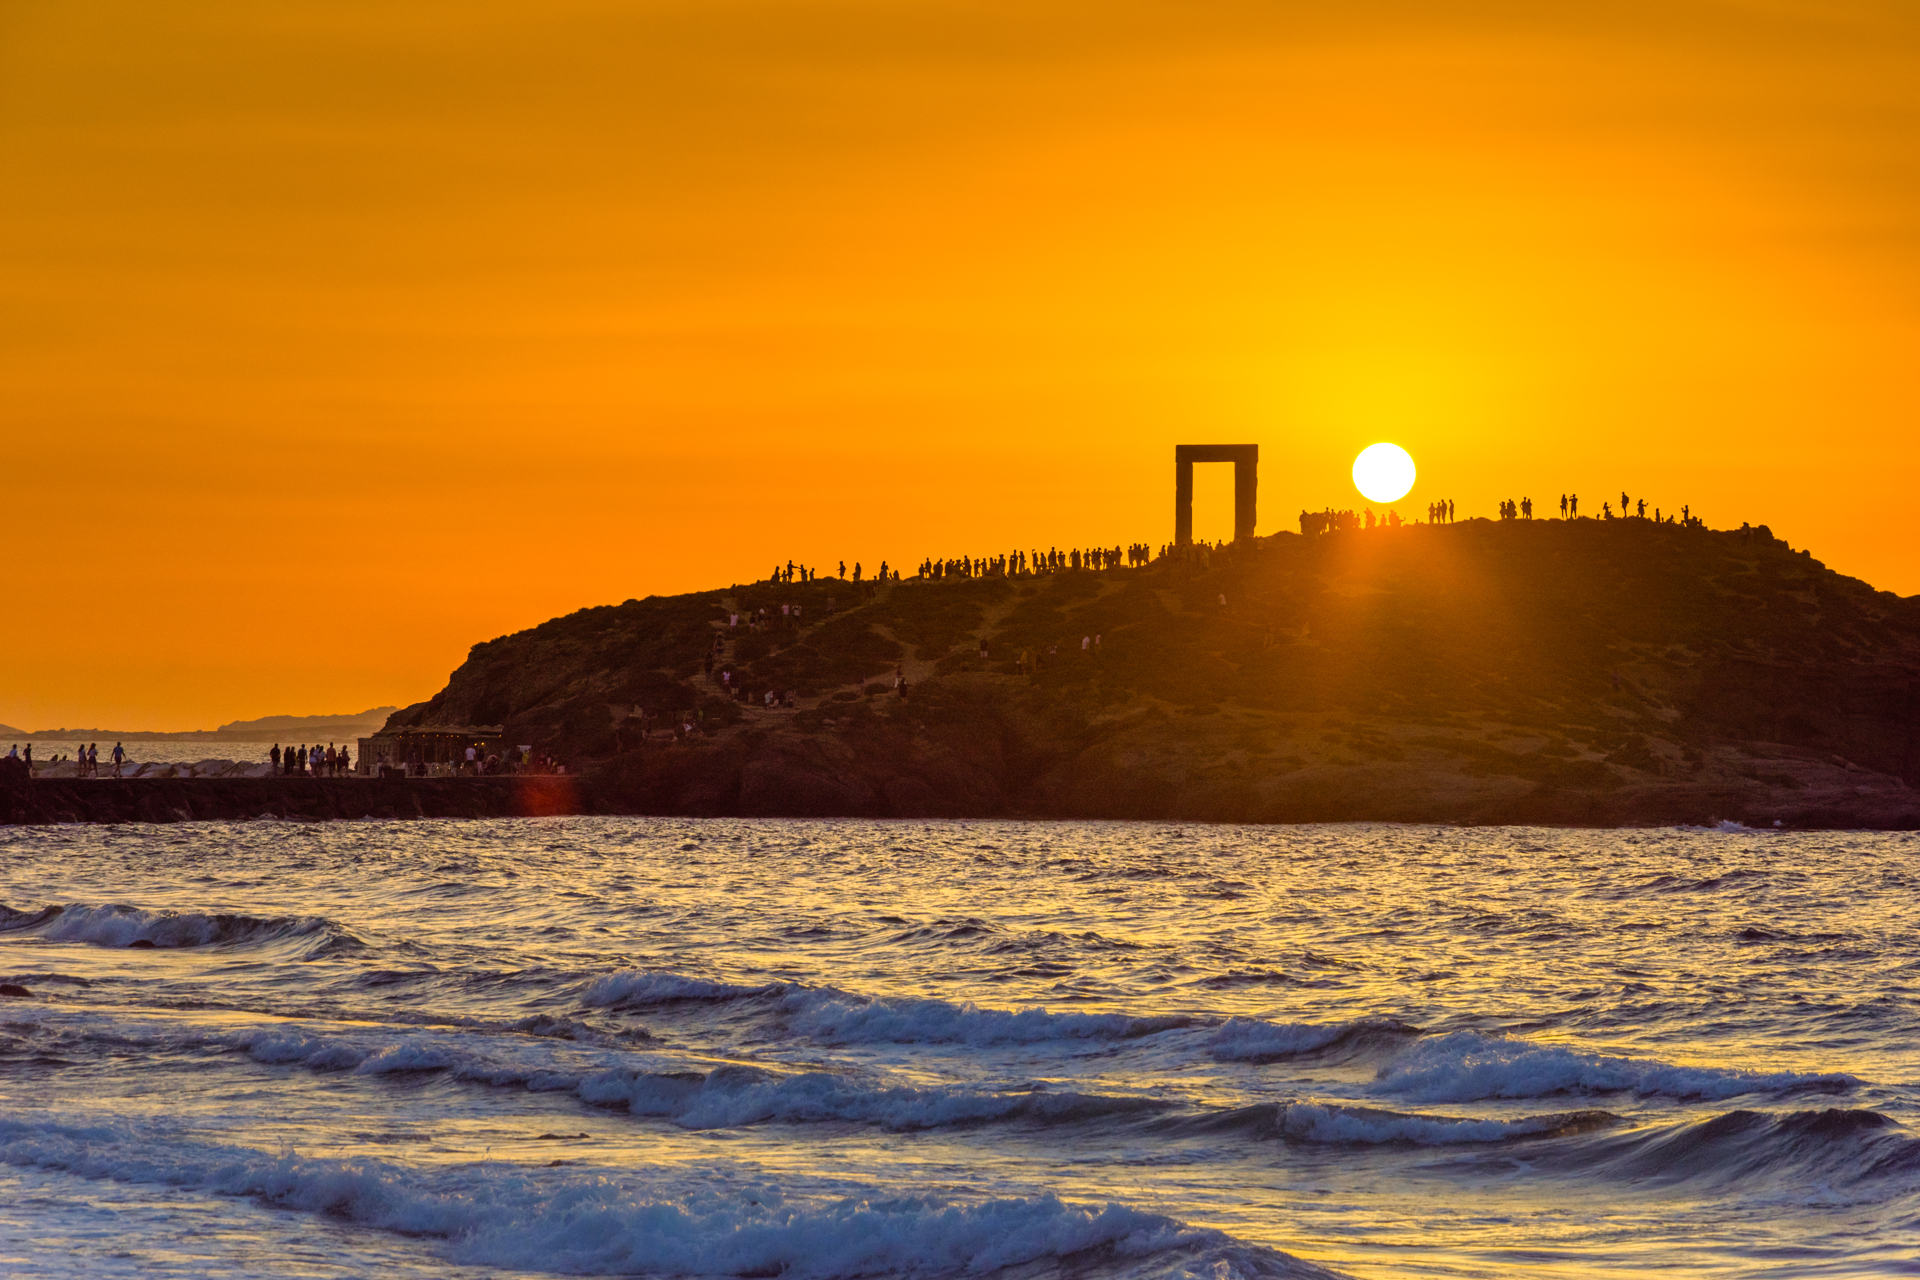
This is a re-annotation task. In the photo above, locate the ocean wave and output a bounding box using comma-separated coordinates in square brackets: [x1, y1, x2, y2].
[234, 1025, 1173, 1131]
[578, 1064, 1175, 1131]
[578, 969, 1430, 1059]
[0, 902, 361, 954]
[781, 987, 1197, 1046]
[581, 967, 1201, 1045]
[581, 970, 784, 1006]
[583, 968, 1413, 1058]
[1153, 1101, 1618, 1147]
[1571, 1107, 1920, 1193]
[1373, 1031, 1857, 1103]
[1274, 1102, 1619, 1146]
[0, 1116, 1340, 1279]
[1208, 1016, 1419, 1062]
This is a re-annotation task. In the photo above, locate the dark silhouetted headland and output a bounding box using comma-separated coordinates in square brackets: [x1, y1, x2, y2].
[10, 519, 1920, 827]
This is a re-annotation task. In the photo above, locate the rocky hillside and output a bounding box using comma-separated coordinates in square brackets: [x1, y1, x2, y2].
[389, 519, 1920, 827]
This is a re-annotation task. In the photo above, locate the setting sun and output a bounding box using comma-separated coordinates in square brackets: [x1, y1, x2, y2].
[1352, 443, 1416, 504]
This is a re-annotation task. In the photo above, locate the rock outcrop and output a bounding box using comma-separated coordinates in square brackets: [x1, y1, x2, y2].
[380, 518, 1920, 828]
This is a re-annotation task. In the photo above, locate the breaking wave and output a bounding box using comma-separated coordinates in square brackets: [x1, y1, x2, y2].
[578, 967, 1407, 1053]
[0, 902, 361, 953]
[234, 1025, 1174, 1131]
[1208, 1015, 1420, 1062]
[1373, 1031, 1859, 1102]
[0, 1116, 1339, 1279]
[1556, 1107, 1920, 1193]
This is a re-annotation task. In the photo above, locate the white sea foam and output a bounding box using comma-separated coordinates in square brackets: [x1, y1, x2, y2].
[0, 1116, 1334, 1279]
[1373, 1032, 1858, 1103]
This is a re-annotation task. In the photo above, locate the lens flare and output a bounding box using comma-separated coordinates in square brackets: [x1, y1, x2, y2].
[1353, 443, 1416, 503]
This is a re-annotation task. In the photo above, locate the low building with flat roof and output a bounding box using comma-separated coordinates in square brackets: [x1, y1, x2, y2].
[357, 725, 504, 777]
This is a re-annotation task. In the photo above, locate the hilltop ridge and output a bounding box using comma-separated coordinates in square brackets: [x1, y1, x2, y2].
[387, 518, 1920, 827]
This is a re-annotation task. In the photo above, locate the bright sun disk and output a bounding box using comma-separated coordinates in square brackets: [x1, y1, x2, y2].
[1353, 442, 1416, 503]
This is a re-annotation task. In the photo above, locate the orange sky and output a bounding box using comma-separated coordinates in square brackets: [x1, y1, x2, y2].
[4, 1, 1918, 729]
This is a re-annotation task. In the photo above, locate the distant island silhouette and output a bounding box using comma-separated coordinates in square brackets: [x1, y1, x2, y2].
[0, 708, 397, 743]
[8, 520, 1920, 827]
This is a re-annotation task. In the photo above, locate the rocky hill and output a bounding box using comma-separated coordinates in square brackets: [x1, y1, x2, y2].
[388, 519, 1920, 827]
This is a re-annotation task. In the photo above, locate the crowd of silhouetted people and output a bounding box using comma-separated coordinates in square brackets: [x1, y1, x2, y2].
[767, 543, 1199, 588]
[1301, 508, 1417, 534]
[771, 560, 901, 584]
[270, 743, 352, 776]
[916, 544, 1159, 579]
[1286, 493, 1707, 533]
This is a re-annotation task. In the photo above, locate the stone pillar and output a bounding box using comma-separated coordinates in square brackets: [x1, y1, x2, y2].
[1234, 454, 1258, 542]
[1174, 454, 1195, 547]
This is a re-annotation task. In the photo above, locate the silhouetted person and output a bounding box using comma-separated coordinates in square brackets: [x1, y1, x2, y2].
[1570, 493, 1579, 517]
[1637, 498, 1646, 518]
[1559, 493, 1568, 518]
[271, 744, 281, 771]
[1621, 491, 1629, 515]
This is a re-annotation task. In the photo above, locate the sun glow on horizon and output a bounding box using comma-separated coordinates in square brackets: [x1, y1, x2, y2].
[1352, 443, 1416, 504]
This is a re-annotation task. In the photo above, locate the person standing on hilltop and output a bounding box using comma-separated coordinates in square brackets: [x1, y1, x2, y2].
[1570, 493, 1579, 517]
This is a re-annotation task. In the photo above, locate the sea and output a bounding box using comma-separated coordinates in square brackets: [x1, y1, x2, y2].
[0, 818, 1915, 1280]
